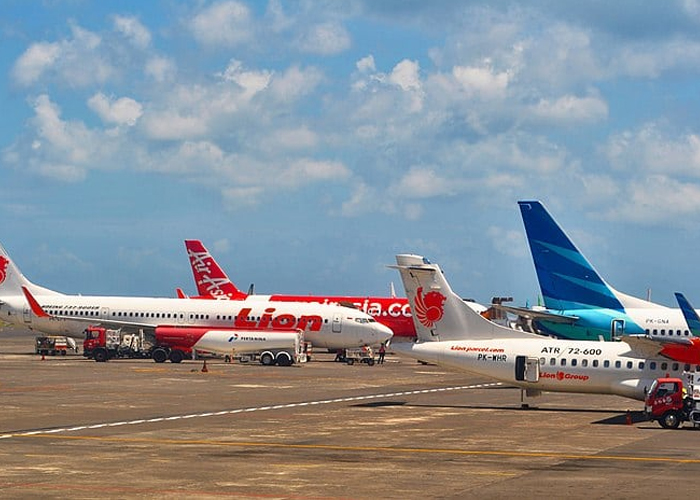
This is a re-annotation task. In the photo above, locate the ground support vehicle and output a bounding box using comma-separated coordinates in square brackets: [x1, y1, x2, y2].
[35, 335, 77, 356]
[221, 329, 308, 366]
[645, 372, 700, 429]
[344, 347, 375, 366]
[83, 327, 192, 363]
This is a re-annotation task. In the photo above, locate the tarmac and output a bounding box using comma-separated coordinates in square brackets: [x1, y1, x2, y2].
[2, 325, 700, 499]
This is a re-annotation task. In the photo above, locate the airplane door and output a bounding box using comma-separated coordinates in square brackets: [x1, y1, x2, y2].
[332, 313, 342, 333]
[515, 356, 540, 382]
[611, 319, 624, 341]
[23, 307, 31, 324]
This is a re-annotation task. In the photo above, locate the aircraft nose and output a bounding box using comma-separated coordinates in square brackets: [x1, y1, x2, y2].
[376, 322, 394, 343]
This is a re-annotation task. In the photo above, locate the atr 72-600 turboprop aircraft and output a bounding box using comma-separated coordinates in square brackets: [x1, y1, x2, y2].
[184, 239, 490, 339]
[0, 243, 393, 352]
[391, 254, 700, 401]
[500, 200, 695, 342]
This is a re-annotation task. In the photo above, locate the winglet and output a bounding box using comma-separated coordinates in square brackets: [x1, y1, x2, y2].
[21, 286, 50, 318]
[175, 288, 188, 299]
[675, 292, 700, 336]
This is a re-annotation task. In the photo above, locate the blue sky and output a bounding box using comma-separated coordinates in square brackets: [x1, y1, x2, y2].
[3, 1, 700, 308]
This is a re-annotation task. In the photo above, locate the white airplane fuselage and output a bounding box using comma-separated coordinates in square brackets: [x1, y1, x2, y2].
[394, 336, 695, 401]
[0, 293, 393, 349]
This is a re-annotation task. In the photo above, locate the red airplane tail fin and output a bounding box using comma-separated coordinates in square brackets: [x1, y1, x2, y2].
[184, 240, 247, 300]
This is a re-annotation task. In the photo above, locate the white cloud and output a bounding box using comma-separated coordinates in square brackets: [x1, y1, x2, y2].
[269, 65, 324, 102]
[296, 22, 351, 55]
[190, 1, 252, 47]
[605, 124, 700, 175]
[145, 56, 176, 83]
[610, 176, 700, 223]
[220, 60, 272, 99]
[391, 167, 455, 199]
[389, 59, 421, 91]
[11, 42, 61, 85]
[32, 95, 92, 163]
[356, 55, 376, 73]
[452, 63, 510, 99]
[142, 111, 209, 141]
[529, 94, 608, 124]
[487, 226, 528, 258]
[38, 163, 87, 182]
[268, 127, 318, 150]
[11, 23, 116, 87]
[88, 93, 143, 126]
[277, 159, 350, 187]
[613, 39, 700, 78]
[113, 15, 151, 49]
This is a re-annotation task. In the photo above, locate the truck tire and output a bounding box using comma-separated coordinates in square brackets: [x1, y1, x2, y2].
[275, 352, 292, 366]
[169, 350, 184, 363]
[94, 349, 108, 363]
[152, 348, 168, 363]
[367, 358, 375, 366]
[260, 352, 274, 366]
[660, 410, 681, 429]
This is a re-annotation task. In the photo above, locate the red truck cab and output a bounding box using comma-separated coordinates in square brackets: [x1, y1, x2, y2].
[645, 377, 686, 429]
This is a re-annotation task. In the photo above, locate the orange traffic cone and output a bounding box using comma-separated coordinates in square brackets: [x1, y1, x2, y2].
[41, 353, 45, 361]
[625, 410, 632, 425]
[201, 359, 208, 373]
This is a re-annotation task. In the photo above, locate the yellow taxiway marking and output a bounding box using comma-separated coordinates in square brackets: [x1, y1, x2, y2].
[16, 434, 700, 465]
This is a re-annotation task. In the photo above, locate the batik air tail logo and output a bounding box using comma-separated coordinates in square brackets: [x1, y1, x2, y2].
[414, 287, 446, 328]
[0, 256, 9, 285]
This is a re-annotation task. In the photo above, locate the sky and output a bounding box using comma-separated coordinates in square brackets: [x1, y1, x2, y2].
[2, 1, 700, 308]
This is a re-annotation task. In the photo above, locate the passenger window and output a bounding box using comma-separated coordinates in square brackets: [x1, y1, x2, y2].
[561, 359, 567, 366]
[615, 360, 621, 368]
[650, 361, 657, 370]
[582, 359, 588, 367]
[571, 359, 577, 367]
[672, 363, 679, 371]
[550, 358, 556, 366]
[626, 361, 633, 369]
[638, 362, 644, 369]
[604, 360, 610, 368]
[661, 362, 668, 370]
[592, 360, 599, 367]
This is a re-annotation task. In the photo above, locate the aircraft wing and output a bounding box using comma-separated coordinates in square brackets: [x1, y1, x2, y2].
[492, 304, 579, 324]
[21, 286, 155, 330]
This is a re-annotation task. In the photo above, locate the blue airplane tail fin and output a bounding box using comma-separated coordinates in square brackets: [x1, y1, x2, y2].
[518, 201, 624, 312]
[674, 292, 700, 336]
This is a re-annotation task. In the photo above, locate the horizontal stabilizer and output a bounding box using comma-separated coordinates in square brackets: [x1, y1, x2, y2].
[492, 303, 579, 324]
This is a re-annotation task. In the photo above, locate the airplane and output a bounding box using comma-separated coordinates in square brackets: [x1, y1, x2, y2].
[498, 200, 695, 341]
[184, 239, 430, 339]
[390, 254, 700, 401]
[0, 242, 393, 353]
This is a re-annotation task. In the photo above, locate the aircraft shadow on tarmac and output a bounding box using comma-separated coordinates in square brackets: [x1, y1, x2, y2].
[352, 401, 649, 425]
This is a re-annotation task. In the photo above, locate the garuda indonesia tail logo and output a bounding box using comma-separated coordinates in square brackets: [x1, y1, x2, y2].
[0, 256, 8, 285]
[414, 287, 446, 328]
